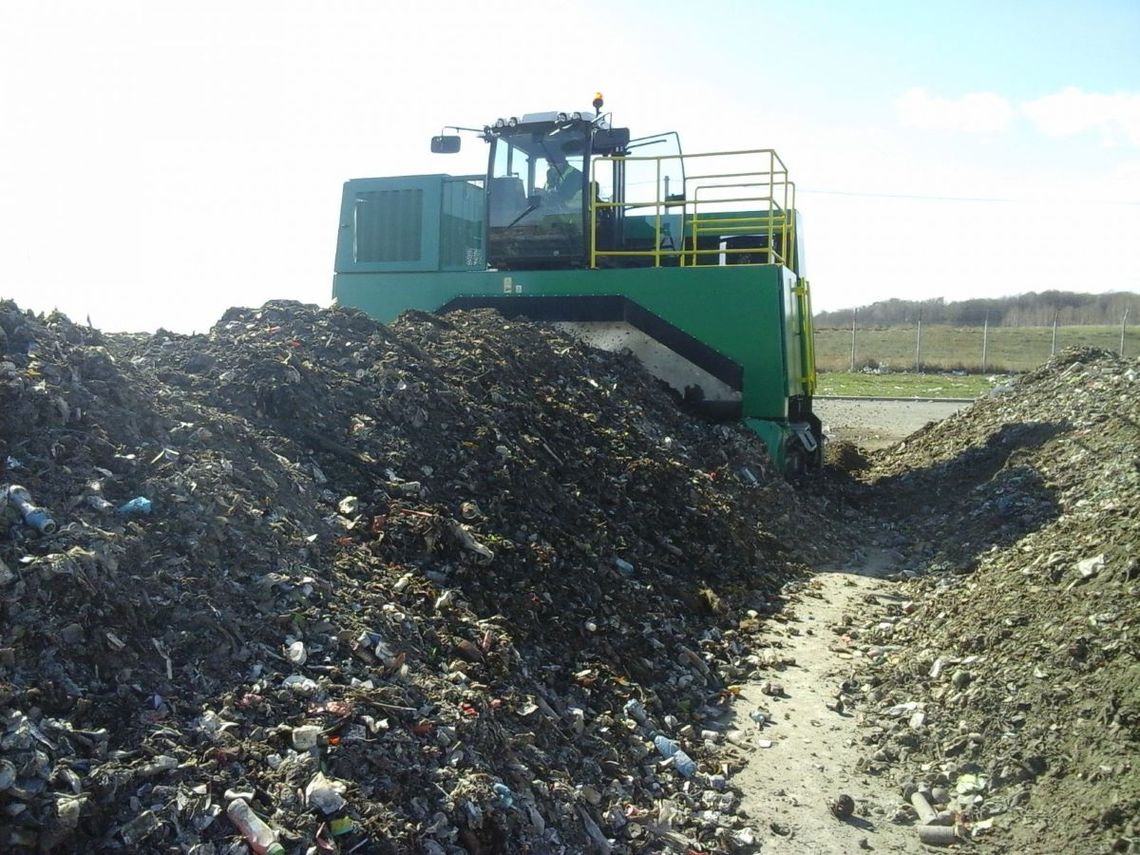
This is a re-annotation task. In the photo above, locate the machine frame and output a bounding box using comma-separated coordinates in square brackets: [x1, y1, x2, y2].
[334, 102, 822, 474]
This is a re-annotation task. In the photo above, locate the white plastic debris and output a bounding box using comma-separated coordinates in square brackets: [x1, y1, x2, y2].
[281, 675, 319, 695]
[291, 725, 322, 750]
[285, 640, 307, 665]
[305, 772, 347, 814]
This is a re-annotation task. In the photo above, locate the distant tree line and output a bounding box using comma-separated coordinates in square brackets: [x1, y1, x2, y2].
[814, 291, 1139, 327]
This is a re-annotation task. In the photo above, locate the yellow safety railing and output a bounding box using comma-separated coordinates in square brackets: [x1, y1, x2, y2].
[589, 152, 684, 269]
[795, 278, 817, 395]
[589, 148, 798, 272]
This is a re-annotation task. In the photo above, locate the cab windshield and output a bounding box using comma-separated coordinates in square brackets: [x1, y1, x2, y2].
[487, 124, 588, 269]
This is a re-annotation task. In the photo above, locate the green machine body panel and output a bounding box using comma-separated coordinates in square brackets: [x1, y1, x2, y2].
[333, 113, 821, 474]
[335, 174, 485, 274]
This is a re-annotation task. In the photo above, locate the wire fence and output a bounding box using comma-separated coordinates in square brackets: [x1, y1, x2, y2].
[813, 319, 1137, 374]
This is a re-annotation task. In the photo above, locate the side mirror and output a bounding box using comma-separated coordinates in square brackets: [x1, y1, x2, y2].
[431, 135, 462, 154]
[592, 128, 631, 154]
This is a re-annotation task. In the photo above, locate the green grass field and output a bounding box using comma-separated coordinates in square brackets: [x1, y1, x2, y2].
[813, 324, 1137, 373]
[815, 372, 997, 398]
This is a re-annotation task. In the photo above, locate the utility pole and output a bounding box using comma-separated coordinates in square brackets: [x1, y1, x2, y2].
[1051, 311, 1058, 357]
[1123, 308, 1130, 357]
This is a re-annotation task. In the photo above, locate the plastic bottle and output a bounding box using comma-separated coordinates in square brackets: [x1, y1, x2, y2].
[4, 485, 57, 534]
[226, 798, 285, 855]
[652, 734, 697, 777]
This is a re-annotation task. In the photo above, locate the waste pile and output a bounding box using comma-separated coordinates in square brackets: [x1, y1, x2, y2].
[0, 299, 836, 853]
[834, 348, 1139, 854]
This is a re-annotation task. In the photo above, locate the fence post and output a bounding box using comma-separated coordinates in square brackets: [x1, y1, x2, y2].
[850, 309, 857, 372]
[1123, 308, 1130, 358]
[915, 311, 923, 372]
[981, 313, 989, 373]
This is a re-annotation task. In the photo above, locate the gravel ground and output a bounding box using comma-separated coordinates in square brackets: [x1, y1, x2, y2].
[815, 399, 966, 451]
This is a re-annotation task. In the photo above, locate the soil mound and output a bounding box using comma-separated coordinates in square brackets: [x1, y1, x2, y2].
[823, 439, 870, 473]
[845, 348, 1139, 853]
[1, 299, 833, 853]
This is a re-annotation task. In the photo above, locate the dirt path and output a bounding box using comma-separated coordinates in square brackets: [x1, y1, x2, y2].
[725, 400, 974, 852]
[733, 564, 922, 853]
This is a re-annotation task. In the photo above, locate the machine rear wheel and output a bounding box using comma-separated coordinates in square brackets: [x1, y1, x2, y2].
[784, 438, 807, 479]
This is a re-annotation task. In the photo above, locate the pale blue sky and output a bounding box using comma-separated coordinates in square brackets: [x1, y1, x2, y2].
[1, 0, 1137, 332]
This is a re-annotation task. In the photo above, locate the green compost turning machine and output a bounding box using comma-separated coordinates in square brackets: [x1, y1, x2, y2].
[332, 94, 822, 474]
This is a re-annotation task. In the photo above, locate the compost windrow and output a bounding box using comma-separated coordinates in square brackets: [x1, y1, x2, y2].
[820, 347, 1140, 855]
[1, 299, 837, 853]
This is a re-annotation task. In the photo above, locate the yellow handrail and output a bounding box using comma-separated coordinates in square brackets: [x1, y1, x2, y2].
[796, 279, 817, 394]
[589, 148, 798, 271]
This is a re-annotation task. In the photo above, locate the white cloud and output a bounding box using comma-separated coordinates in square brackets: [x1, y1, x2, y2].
[895, 87, 1014, 134]
[1022, 87, 1140, 147]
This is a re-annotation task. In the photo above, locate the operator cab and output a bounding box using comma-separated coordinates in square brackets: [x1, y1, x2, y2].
[433, 96, 631, 271]
[485, 114, 592, 269]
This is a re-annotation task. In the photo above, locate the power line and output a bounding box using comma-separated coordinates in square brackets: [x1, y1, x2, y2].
[798, 188, 1140, 206]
